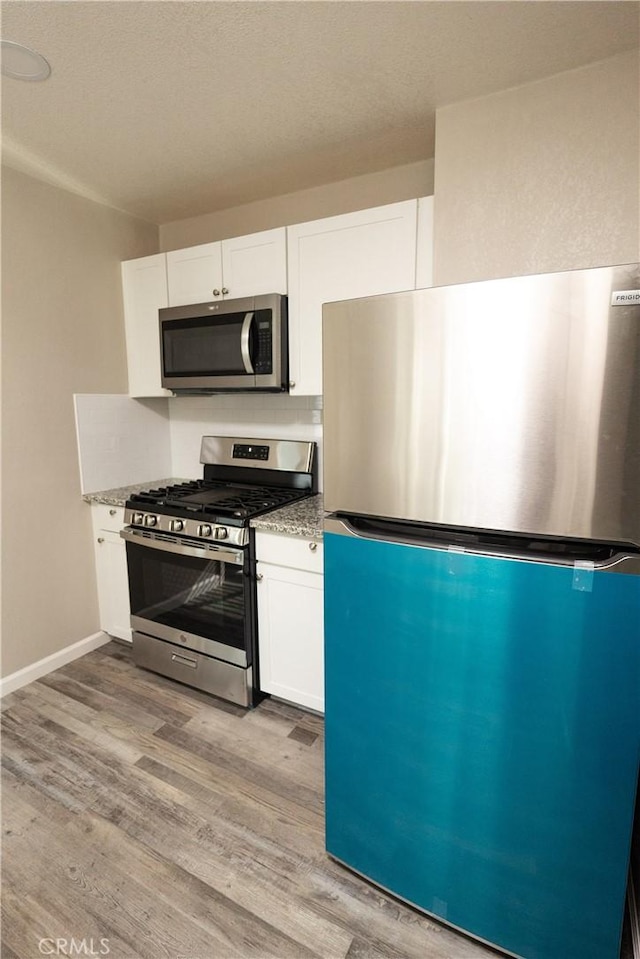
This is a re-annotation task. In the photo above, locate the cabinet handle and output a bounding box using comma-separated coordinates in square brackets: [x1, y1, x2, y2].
[222, 287, 229, 295]
[109, 509, 117, 516]
[308, 542, 317, 552]
[289, 381, 296, 389]
[97, 537, 105, 544]
[212, 289, 220, 296]
[256, 573, 263, 582]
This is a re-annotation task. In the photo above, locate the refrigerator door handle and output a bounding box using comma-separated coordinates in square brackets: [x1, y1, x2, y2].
[593, 553, 640, 575]
[324, 515, 363, 539]
[324, 514, 640, 574]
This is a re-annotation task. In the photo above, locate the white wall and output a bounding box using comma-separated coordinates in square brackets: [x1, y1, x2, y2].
[1, 167, 159, 677]
[433, 51, 639, 285]
[160, 159, 434, 250]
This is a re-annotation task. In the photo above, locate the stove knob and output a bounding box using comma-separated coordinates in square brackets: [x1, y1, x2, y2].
[214, 527, 228, 540]
[144, 514, 158, 527]
[198, 524, 212, 538]
[132, 512, 144, 525]
[170, 520, 184, 533]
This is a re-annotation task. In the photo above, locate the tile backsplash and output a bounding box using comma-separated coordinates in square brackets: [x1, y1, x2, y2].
[75, 393, 323, 493]
[74, 394, 172, 493]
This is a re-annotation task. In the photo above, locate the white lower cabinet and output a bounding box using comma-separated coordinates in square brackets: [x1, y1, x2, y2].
[255, 531, 324, 713]
[91, 504, 131, 643]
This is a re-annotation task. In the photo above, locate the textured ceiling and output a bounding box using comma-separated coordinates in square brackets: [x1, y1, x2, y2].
[1, 1, 638, 225]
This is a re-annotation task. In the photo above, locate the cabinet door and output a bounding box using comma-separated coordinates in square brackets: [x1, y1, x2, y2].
[166, 242, 223, 306]
[121, 254, 171, 398]
[416, 195, 434, 289]
[287, 200, 418, 395]
[221, 227, 287, 298]
[257, 562, 324, 712]
[94, 528, 132, 643]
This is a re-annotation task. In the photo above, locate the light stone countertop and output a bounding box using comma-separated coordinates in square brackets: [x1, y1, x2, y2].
[83, 482, 325, 539]
[82, 479, 190, 508]
[250, 493, 324, 539]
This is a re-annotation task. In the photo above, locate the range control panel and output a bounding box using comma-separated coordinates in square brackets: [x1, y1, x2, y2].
[122, 509, 249, 547]
[233, 444, 270, 461]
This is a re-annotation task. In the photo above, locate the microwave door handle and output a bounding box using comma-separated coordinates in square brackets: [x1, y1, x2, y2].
[241, 312, 255, 374]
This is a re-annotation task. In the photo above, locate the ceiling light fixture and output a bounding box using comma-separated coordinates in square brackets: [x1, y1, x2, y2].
[1, 40, 51, 81]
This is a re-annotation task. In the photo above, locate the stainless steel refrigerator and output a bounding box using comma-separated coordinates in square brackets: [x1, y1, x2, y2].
[322, 263, 640, 959]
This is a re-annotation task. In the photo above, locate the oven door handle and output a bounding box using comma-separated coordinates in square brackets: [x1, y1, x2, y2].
[241, 311, 255, 374]
[120, 527, 244, 565]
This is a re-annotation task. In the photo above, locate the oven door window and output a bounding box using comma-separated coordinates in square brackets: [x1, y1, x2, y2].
[126, 541, 248, 650]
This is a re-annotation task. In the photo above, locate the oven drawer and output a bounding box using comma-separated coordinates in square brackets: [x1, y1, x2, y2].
[132, 631, 252, 707]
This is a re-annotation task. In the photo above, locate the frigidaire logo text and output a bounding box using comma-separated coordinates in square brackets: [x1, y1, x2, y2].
[611, 289, 640, 305]
[38, 939, 110, 956]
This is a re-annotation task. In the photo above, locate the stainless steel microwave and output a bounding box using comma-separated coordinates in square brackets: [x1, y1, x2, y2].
[159, 293, 288, 393]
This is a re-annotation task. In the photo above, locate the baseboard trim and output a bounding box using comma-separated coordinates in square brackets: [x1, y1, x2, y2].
[0, 631, 111, 698]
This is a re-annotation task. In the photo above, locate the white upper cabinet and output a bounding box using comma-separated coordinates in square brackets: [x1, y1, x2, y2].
[121, 203, 431, 400]
[221, 227, 287, 298]
[287, 199, 418, 396]
[166, 242, 224, 306]
[121, 253, 171, 398]
[416, 195, 434, 289]
[166, 228, 287, 306]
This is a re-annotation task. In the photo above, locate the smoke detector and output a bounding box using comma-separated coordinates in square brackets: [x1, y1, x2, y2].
[1, 40, 51, 81]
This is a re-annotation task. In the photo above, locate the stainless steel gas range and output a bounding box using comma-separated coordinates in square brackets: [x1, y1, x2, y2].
[121, 436, 317, 706]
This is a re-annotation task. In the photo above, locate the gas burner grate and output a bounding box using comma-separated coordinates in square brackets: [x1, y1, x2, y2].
[128, 481, 308, 520]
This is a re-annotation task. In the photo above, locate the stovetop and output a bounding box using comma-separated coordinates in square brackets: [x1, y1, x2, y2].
[123, 436, 316, 547]
[128, 479, 308, 522]
[124, 480, 312, 548]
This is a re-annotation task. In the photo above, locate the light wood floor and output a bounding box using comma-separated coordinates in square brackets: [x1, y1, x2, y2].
[1, 642, 507, 958]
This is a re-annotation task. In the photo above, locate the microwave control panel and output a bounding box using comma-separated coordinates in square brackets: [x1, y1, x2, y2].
[255, 313, 273, 374]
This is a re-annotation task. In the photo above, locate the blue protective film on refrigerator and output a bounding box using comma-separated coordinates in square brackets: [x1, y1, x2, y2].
[324, 531, 640, 959]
